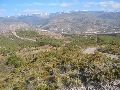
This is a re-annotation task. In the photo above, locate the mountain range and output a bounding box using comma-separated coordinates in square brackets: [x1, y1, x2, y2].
[0, 11, 120, 34]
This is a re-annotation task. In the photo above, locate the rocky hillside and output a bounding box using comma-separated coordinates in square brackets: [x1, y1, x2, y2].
[0, 11, 120, 34]
[0, 21, 34, 31]
[0, 30, 120, 90]
[42, 11, 120, 34]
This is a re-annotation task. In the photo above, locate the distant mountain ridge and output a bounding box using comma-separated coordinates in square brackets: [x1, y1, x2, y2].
[0, 11, 120, 34]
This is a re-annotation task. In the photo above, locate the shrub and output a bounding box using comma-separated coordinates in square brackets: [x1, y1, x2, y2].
[35, 85, 55, 90]
[6, 55, 24, 68]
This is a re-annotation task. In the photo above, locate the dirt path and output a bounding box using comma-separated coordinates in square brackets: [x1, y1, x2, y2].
[16, 45, 53, 57]
[83, 47, 97, 54]
[12, 31, 36, 41]
[83, 47, 119, 59]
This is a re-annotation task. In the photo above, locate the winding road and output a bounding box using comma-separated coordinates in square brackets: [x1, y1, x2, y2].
[12, 31, 36, 42]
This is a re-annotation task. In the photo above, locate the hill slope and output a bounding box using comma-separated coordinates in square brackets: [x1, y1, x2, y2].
[0, 30, 120, 90]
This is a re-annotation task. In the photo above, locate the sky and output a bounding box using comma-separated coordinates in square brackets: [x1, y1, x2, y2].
[0, 0, 120, 17]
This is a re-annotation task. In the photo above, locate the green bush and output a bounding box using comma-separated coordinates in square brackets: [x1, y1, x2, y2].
[6, 55, 24, 68]
[35, 85, 55, 90]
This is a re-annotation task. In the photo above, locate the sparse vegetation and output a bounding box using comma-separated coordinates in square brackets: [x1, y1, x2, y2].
[0, 30, 120, 90]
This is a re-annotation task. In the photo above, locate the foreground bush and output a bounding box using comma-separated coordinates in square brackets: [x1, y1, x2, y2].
[6, 55, 24, 68]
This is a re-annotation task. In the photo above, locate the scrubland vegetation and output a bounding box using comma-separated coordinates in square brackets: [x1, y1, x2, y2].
[0, 30, 120, 90]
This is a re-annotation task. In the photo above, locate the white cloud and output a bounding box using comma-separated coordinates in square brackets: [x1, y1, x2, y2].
[33, 2, 59, 6]
[33, 2, 46, 6]
[14, 9, 18, 12]
[17, 0, 79, 7]
[83, 2, 98, 7]
[60, 0, 79, 7]
[23, 9, 41, 13]
[60, 3, 74, 7]
[48, 2, 59, 6]
[16, 2, 56, 6]
[0, 9, 6, 13]
[100, 1, 120, 8]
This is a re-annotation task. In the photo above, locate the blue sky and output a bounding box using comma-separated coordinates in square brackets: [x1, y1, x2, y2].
[0, 0, 120, 17]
